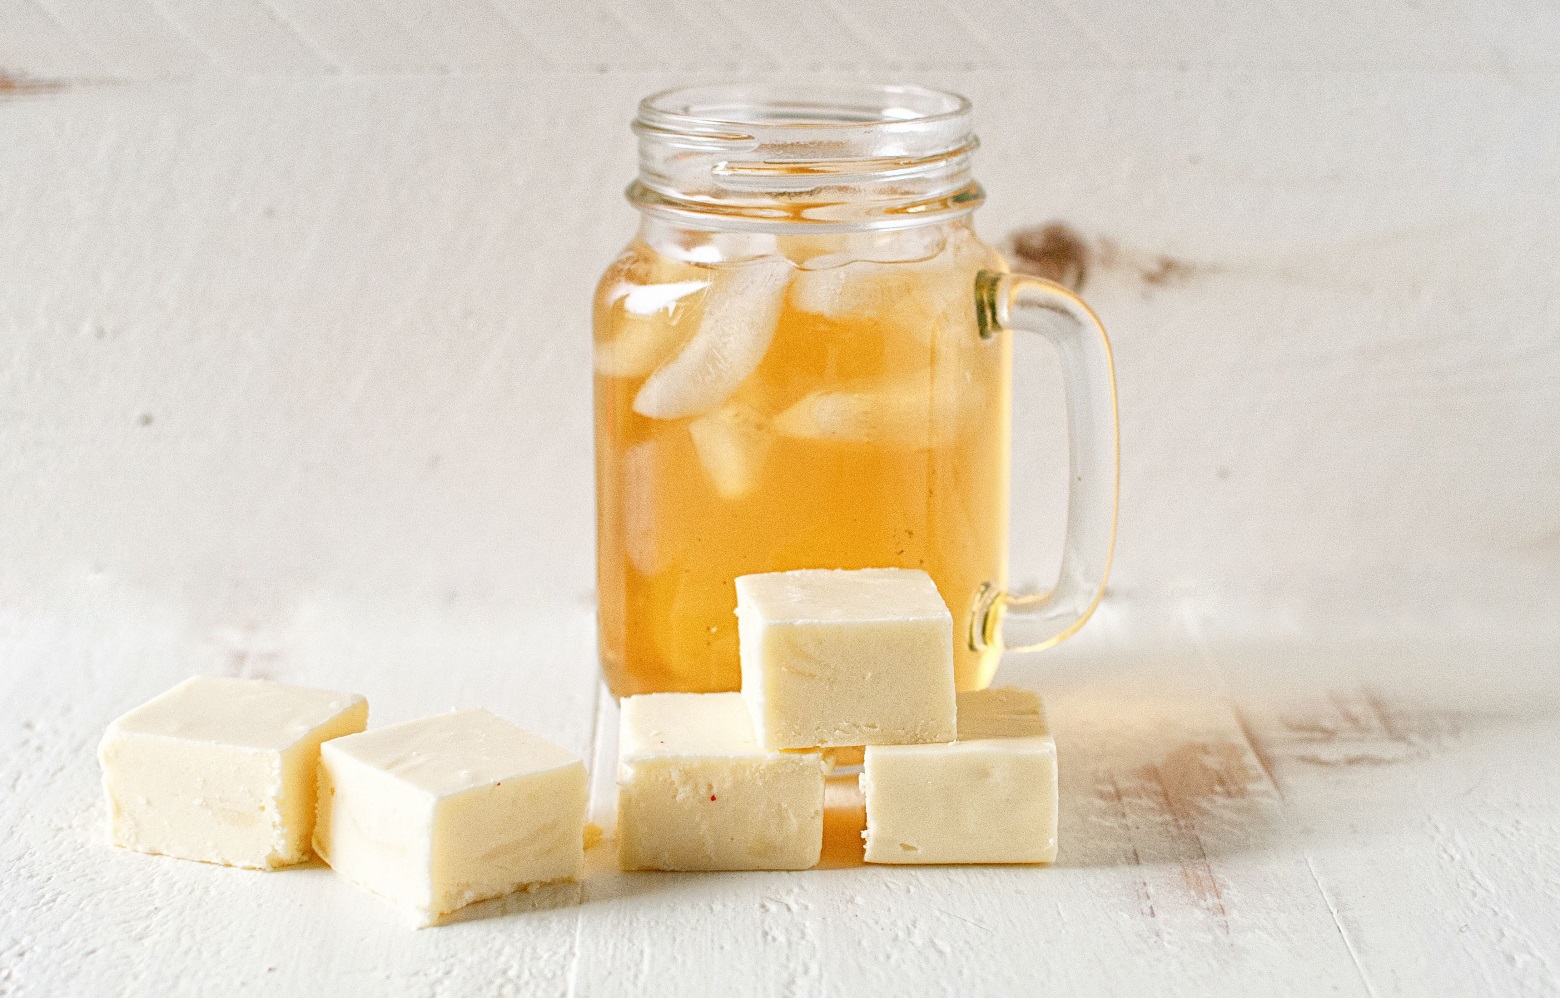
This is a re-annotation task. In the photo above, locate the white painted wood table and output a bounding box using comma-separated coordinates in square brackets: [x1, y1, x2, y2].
[3, 2, 1559, 995]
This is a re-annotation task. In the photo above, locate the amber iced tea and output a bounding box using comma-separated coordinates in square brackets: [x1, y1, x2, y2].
[594, 220, 1011, 696]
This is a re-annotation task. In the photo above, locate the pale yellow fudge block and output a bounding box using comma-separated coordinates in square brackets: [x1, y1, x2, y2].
[315, 709, 586, 927]
[98, 676, 367, 869]
[736, 568, 957, 749]
[617, 693, 824, 871]
[861, 687, 1058, 864]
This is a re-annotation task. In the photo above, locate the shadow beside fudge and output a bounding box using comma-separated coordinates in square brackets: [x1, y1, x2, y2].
[429, 878, 585, 926]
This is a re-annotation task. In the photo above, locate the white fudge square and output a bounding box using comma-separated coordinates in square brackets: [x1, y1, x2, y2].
[314, 709, 586, 927]
[736, 568, 957, 749]
[617, 693, 824, 871]
[98, 676, 367, 870]
[861, 687, 1058, 864]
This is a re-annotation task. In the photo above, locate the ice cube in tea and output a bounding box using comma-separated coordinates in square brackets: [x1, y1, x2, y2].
[633, 256, 792, 420]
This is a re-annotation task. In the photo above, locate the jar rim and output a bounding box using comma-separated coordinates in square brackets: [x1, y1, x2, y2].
[629, 82, 982, 232]
[635, 82, 973, 142]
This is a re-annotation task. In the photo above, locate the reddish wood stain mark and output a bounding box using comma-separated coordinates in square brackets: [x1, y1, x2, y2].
[1140, 761, 1229, 932]
[1098, 239, 1207, 287]
[1149, 741, 1262, 804]
[1273, 686, 1471, 767]
[1005, 222, 1216, 293]
[710, 794, 717, 801]
[1099, 774, 1159, 925]
[1136, 742, 1262, 934]
[0, 71, 67, 99]
[1233, 707, 1280, 791]
[1086, 739, 1271, 933]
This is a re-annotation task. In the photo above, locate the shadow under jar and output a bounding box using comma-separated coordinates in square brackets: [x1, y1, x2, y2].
[594, 83, 1118, 697]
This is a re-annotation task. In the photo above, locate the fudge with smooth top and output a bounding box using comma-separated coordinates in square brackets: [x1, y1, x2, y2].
[861, 687, 1058, 864]
[314, 709, 586, 927]
[736, 567, 957, 750]
[98, 675, 367, 869]
[617, 693, 825, 871]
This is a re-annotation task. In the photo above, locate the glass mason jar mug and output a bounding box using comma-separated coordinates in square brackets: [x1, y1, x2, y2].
[594, 83, 1118, 697]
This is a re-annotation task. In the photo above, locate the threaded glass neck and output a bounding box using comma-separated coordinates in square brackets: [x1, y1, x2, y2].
[628, 82, 983, 234]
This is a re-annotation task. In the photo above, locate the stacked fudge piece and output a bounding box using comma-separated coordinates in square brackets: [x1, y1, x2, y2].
[99, 677, 588, 926]
[616, 567, 1059, 869]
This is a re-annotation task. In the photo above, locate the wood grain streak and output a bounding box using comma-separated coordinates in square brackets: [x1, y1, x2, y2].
[1305, 854, 1381, 998]
[0, 69, 69, 97]
[1267, 686, 1482, 768]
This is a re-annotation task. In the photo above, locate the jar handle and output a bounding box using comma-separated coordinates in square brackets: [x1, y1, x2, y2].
[971, 271, 1120, 655]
